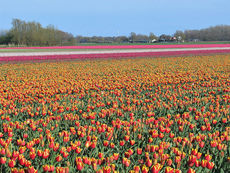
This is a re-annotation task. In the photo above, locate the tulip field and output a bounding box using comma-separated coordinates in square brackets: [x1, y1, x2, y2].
[0, 54, 229, 173]
[1, 43, 230, 49]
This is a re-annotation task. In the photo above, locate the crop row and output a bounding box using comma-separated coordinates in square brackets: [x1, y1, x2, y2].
[1, 49, 230, 62]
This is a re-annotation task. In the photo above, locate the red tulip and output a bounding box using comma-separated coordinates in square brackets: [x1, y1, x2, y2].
[103, 166, 111, 173]
[25, 160, 31, 167]
[42, 149, 50, 159]
[113, 153, 119, 160]
[27, 166, 38, 173]
[205, 154, 212, 161]
[222, 118, 227, 123]
[201, 160, 207, 168]
[175, 156, 181, 164]
[210, 140, 217, 147]
[63, 152, 69, 158]
[11, 168, 18, 173]
[196, 152, 202, 159]
[142, 165, 149, 173]
[122, 158, 130, 167]
[37, 150, 43, 157]
[43, 165, 49, 172]
[124, 135, 130, 141]
[165, 167, 174, 173]
[145, 159, 152, 167]
[134, 166, 140, 172]
[195, 160, 200, 167]
[29, 152, 36, 160]
[0, 148, 6, 155]
[120, 140, 125, 146]
[199, 141, 205, 148]
[137, 148, 142, 155]
[12, 150, 19, 158]
[110, 143, 115, 148]
[130, 140, 135, 146]
[151, 163, 161, 173]
[56, 155, 62, 162]
[19, 157, 25, 166]
[8, 159, 15, 168]
[169, 133, 174, 138]
[49, 165, 55, 172]
[167, 159, 172, 166]
[0, 157, 6, 164]
[76, 162, 84, 171]
[90, 141, 96, 148]
[98, 152, 103, 158]
[191, 149, 198, 155]
[174, 169, 182, 173]
[207, 161, 215, 169]
[75, 147, 81, 154]
[187, 168, 196, 173]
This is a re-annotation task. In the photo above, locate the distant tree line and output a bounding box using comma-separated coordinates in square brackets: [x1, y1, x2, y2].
[1, 19, 230, 46]
[183, 25, 230, 41]
[75, 32, 158, 44]
[0, 19, 75, 46]
[76, 25, 230, 43]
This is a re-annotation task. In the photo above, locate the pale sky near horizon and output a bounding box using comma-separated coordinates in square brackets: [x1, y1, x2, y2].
[0, 0, 229, 37]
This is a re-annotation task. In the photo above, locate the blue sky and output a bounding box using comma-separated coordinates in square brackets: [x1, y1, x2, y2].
[0, 0, 229, 36]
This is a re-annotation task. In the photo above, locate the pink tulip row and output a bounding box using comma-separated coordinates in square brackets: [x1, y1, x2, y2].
[1, 44, 230, 50]
[1, 49, 230, 62]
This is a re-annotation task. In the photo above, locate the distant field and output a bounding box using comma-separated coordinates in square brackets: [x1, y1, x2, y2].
[0, 48, 191, 53]
[1, 43, 230, 53]
[1, 41, 230, 49]
[1, 43, 230, 62]
[0, 49, 99, 53]
[75, 41, 230, 46]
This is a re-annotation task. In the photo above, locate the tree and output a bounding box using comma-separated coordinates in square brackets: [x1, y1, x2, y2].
[0, 32, 13, 45]
[129, 32, 137, 43]
[11, 19, 23, 45]
[174, 30, 185, 42]
[149, 32, 158, 42]
[159, 34, 171, 42]
[115, 36, 129, 43]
